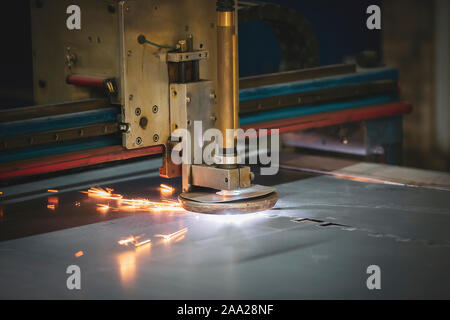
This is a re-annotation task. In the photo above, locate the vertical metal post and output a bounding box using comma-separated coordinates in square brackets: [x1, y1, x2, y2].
[216, 0, 239, 161]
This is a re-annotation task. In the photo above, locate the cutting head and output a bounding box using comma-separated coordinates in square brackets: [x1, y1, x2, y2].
[179, 185, 278, 214]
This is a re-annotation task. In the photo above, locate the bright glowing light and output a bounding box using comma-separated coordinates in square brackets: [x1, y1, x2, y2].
[216, 189, 242, 196]
[154, 227, 188, 241]
[47, 204, 56, 211]
[47, 189, 58, 193]
[96, 204, 110, 213]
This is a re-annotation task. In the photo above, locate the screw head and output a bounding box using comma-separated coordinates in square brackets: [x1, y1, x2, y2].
[153, 134, 159, 142]
[135, 107, 141, 116]
[152, 105, 158, 113]
[136, 137, 142, 145]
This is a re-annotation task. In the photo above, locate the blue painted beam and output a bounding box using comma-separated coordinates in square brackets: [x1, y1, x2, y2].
[239, 67, 398, 101]
[0, 107, 119, 137]
[240, 95, 397, 125]
[0, 136, 121, 164]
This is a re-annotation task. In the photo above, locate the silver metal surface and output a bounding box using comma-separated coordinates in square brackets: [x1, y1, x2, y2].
[1, 167, 450, 298]
[190, 165, 251, 190]
[118, 0, 217, 149]
[167, 50, 209, 62]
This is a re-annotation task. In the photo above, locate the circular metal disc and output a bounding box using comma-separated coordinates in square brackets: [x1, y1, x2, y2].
[179, 185, 276, 203]
[179, 190, 278, 214]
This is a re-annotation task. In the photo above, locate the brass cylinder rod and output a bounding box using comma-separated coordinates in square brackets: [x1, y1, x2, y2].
[216, 3, 239, 154]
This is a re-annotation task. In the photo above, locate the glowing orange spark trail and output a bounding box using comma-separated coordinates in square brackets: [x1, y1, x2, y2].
[81, 187, 123, 200]
[134, 239, 151, 247]
[160, 184, 175, 194]
[47, 189, 58, 193]
[74, 251, 84, 258]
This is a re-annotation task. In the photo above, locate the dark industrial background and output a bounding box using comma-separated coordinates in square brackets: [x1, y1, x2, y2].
[0, 0, 448, 171]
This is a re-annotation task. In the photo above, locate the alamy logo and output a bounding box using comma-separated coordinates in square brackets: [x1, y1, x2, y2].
[170, 123, 280, 175]
[366, 265, 381, 290]
[366, 5, 381, 30]
[66, 5, 81, 30]
[66, 265, 81, 290]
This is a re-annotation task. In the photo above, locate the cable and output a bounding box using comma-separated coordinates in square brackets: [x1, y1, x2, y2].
[137, 34, 176, 50]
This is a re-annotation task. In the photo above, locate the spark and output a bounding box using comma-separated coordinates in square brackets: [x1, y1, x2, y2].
[118, 235, 151, 248]
[47, 204, 56, 210]
[81, 187, 123, 200]
[74, 251, 84, 258]
[47, 189, 58, 193]
[81, 186, 185, 214]
[154, 227, 188, 241]
[160, 184, 175, 194]
[118, 236, 138, 246]
[75, 201, 81, 207]
[134, 239, 151, 247]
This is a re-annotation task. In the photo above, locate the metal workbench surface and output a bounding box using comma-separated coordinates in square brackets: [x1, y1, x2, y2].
[0, 166, 450, 299]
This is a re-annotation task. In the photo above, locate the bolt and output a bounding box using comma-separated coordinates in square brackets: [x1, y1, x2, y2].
[210, 92, 216, 99]
[129, 94, 133, 101]
[153, 134, 159, 142]
[139, 117, 148, 129]
[135, 107, 141, 116]
[127, 50, 132, 56]
[137, 34, 146, 44]
[186, 97, 191, 103]
[152, 105, 158, 113]
[136, 137, 142, 145]
[38, 80, 46, 88]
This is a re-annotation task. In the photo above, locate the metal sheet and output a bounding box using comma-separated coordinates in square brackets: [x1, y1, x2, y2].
[1, 167, 450, 299]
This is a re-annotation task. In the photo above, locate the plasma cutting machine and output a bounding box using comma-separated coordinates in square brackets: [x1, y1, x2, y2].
[0, 0, 412, 213]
